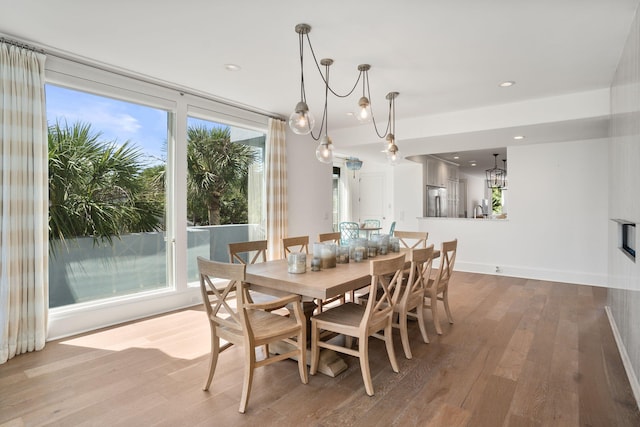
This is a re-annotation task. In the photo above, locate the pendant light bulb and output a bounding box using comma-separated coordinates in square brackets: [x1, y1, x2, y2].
[386, 142, 399, 166]
[356, 96, 371, 123]
[289, 101, 315, 135]
[316, 135, 334, 164]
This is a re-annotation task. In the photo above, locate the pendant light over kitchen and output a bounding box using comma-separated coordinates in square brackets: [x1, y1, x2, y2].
[486, 153, 507, 189]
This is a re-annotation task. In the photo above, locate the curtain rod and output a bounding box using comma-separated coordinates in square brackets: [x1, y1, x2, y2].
[0, 37, 45, 54]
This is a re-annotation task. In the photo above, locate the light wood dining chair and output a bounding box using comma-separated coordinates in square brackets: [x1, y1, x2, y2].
[310, 254, 405, 396]
[229, 240, 267, 265]
[424, 239, 457, 335]
[197, 257, 308, 413]
[394, 230, 429, 249]
[395, 245, 434, 358]
[358, 246, 435, 359]
[282, 235, 309, 256]
[318, 231, 341, 244]
[229, 239, 284, 319]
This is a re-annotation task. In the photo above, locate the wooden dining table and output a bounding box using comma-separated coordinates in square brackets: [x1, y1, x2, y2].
[245, 248, 440, 376]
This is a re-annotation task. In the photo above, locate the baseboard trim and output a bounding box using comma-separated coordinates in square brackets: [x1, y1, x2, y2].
[453, 261, 608, 286]
[605, 305, 640, 411]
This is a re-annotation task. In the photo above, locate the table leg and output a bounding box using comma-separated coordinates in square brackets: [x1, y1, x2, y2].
[268, 300, 348, 377]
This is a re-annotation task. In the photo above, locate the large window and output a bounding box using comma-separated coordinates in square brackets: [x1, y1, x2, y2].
[47, 84, 170, 308]
[44, 59, 269, 321]
[184, 115, 266, 285]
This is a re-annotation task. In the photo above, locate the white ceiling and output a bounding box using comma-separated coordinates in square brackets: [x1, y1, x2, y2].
[1, 0, 638, 163]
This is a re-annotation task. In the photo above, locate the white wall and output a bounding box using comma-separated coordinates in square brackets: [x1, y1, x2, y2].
[461, 172, 486, 218]
[608, 2, 640, 406]
[404, 139, 610, 285]
[285, 131, 335, 245]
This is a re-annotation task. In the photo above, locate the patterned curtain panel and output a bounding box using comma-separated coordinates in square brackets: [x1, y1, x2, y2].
[0, 41, 48, 364]
[265, 118, 288, 261]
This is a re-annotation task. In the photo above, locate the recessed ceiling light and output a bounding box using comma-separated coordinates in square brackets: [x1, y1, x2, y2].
[224, 64, 241, 71]
[346, 112, 354, 116]
[499, 81, 515, 87]
[453, 155, 460, 160]
[513, 135, 525, 140]
[470, 162, 477, 166]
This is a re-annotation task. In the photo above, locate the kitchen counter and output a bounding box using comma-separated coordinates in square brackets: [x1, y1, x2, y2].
[418, 216, 508, 221]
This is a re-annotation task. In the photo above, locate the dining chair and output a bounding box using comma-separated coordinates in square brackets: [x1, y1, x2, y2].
[229, 240, 282, 314]
[363, 219, 381, 236]
[358, 246, 434, 359]
[394, 230, 429, 249]
[339, 221, 360, 245]
[310, 253, 405, 396]
[318, 232, 341, 244]
[282, 235, 309, 256]
[395, 246, 434, 358]
[388, 221, 396, 236]
[424, 238, 457, 335]
[197, 257, 308, 413]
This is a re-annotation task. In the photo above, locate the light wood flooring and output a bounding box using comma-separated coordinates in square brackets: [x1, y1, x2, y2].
[1, 272, 639, 426]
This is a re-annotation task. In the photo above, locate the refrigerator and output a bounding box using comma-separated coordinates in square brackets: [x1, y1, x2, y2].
[426, 185, 447, 217]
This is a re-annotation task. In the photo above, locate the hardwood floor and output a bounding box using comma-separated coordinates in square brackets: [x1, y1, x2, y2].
[1, 272, 639, 426]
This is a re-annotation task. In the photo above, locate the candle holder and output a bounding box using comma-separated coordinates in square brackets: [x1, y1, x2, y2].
[311, 256, 321, 271]
[287, 252, 307, 274]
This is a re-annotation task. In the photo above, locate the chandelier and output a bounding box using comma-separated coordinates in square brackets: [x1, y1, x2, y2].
[345, 157, 363, 178]
[486, 153, 507, 189]
[289, 23, 400, 165]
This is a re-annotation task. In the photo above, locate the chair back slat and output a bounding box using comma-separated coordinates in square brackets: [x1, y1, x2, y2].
[339, 222, 360, 245]
[198, 257, 247, 332]
[362, 254, 405, 327]
[229, 240, 267, 265]
[318, 232, 341, 243]
[394, 230, 429, 249]
[434, 239, 457, 291]
[282, 236, 309, 257]
[401, 246, 433, 304]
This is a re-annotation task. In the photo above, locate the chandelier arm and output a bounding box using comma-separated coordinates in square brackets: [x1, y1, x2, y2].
[308, 59, 330, 142]
[305, 32, 362, 98]
[298, 32, 303, 101]
[368, 82, 392, 139]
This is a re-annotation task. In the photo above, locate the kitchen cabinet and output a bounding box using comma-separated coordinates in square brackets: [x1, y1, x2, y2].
[426, 157, 450, 187]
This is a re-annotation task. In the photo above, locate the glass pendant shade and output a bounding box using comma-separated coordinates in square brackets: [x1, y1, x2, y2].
[386, 143, 399, 165]
[356, 96, 372, 123]
[315, 135, 334, 163]
[289, 101, 315, 135]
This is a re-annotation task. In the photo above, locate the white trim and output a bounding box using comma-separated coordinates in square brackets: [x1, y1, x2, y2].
[451, 261, 608, 287]
[48, 287, 201, 341]
[605, 306, 640, 411]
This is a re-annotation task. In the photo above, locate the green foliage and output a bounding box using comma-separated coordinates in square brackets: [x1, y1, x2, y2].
[48, 121, 163, 251]
[186, 125, 256, 225]
[491, 187, 503, 214]
[47, 120, 256, 255]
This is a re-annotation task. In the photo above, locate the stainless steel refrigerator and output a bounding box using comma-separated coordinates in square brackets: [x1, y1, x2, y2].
[426, 185, 447, 217]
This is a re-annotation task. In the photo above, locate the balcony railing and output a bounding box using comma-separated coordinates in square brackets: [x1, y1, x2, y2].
[49, 224, 264, 308]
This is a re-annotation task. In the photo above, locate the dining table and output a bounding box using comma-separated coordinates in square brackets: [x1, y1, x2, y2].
[245, 247, 440, 376]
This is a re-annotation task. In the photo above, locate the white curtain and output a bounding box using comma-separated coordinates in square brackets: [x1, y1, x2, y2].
[0, 41, 48, 364]
[265, 118, 288, 260]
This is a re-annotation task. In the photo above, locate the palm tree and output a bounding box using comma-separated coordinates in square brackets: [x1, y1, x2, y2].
[186, 125, 256, 225]
[48, 121, 163, 251]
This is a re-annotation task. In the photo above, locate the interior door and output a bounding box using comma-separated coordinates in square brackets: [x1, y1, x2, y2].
[359, 172, 385, 224]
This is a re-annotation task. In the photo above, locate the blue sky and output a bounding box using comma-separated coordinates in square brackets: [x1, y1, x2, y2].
[45, 84, 261, 166]
[46, 84, 168, 165]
